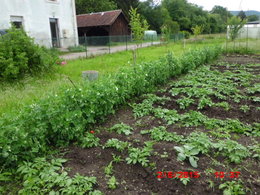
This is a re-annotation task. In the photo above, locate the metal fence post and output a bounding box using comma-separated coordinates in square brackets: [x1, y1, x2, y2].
[125, 35, 128, 51]
[108, 35, 111, 54]
[84, 34, 87, 58]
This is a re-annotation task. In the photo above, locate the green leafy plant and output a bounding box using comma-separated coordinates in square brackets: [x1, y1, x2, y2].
[80, 132, 100, 148]
[126, 141, 154, 167]
[141, 126, 184, 143]
[174, 144, 200, 168]
[109, 123, 133, 135]
[0, 26, 59, 80]
[104, 162, 114, 176]
[17, 158, 99, 194]
[213, 139, 250, 163]
[104, 138, 130, 152]
[239, 105, 250, 113]
[198, 96, 214, 109]
[176, 96, 195, 109]
[219, 180, 245, 195]
[107, 176, 119, 190]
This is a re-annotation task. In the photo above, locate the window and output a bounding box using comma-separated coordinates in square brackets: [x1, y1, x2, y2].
[10, 16, 23, 29]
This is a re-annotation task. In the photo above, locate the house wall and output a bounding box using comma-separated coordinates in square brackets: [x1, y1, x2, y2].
[0, 0, 78, 48]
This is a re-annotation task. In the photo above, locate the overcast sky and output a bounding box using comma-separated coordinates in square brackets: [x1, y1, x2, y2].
[187, 0, 260, 11]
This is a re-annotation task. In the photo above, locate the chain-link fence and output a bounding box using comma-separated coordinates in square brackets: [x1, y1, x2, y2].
[33, 33, 184, 59]
[226, 25, 260, 52]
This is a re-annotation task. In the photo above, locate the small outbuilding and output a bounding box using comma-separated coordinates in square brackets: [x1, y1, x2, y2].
[77, 10, 130, 37]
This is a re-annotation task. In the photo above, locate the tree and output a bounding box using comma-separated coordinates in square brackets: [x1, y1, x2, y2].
[191, 25, 204, 37]
[75, 0, 117, 14]
[227, 16, 247, 41]
[129, 7, 149, 43]
[161, 20, 180, 43]
[112, 0, 140, 18]
[247, 15, 259, 22]
[237, 10, 247, 21]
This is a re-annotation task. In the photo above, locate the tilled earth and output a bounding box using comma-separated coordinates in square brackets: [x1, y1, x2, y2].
[64, 55, 260, 195]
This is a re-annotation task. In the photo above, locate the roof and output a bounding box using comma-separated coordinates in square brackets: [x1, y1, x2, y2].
[246, 20, 260, 25]
[77, 10, 124, 28]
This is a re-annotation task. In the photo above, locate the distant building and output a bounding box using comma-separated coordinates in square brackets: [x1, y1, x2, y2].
[0, 0, 78, 48]
[77, 10, 130, 37]
[228, 20, 260, 39]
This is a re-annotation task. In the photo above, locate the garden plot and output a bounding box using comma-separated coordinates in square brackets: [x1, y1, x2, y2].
[62, 55, 260, 195]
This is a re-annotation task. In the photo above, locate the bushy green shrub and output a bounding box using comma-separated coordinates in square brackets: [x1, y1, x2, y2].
[0, 46, 222, 168]
[181, 31, 191, 39]
[0, 27, 59, 80]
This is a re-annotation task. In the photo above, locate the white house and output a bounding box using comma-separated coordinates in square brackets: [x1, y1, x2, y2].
[0, 0, 78, 48]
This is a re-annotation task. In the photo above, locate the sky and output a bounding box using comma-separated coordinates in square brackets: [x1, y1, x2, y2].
[187, 0, 260, 11]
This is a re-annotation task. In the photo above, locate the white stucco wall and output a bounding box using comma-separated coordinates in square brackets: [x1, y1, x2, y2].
[0, 0, 78, 48]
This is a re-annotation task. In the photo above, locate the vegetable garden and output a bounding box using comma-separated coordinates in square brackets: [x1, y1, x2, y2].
[1, 47, 259, 194]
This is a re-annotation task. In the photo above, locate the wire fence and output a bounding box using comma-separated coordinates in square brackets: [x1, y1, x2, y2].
[34, 33, 183, 59]
[226, 26, 260, 52]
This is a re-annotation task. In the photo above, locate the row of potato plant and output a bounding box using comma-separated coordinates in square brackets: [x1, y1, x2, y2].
[0, 46, 222, 168]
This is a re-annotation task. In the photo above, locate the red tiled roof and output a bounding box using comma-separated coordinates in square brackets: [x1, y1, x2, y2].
[77, 10, 123, 28]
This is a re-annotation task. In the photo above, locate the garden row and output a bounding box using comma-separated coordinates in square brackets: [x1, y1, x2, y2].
[0, 46, 221, 169]
[13, 55, 260, 194]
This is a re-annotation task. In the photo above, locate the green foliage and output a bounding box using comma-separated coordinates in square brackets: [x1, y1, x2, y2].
[104, 138, 130, 152]
[0, 27, 59, 81]
[219, 180, 246, 195]
[107, 176, 119, 190]
[126, 141, 154, 167]
[17, 158, 99, 194]
[186, 132, 212, 154]
[0, 46, 221, 169]
[153, 108, 180, 125]
[174, 145, 200, 168]
[75, 0, 117, 14]
[104, 162, 114, 176]
[109, 123, 133, 135]
[181, 31, 191, 39]
[129, 7, 149, 43]
[239, 105, 250, 113]
[213, 140, 250, 164]
[176, 96, 195, 109]
[141, 126, 184, 143]
[80, 132, 100, 148]
[161, 20, 180, 42]
[227, 16, 247, 41]
[191, 25, 204, 37]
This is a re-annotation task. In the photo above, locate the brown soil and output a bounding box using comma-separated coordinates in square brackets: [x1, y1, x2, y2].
[64, 55, 260, 195]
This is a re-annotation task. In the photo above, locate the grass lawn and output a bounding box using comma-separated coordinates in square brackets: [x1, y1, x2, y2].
[0, 36, 225, 116]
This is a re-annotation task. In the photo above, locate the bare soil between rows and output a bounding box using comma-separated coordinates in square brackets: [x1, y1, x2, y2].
[64, 55, 260, 195]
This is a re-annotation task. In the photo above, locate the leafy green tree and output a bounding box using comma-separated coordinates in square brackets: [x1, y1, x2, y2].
[247, 15, 259, 22]
[227, 16, 247, 41]
[129, 7, 149, 43]
[237, 10, 247, 21]
[75, 0, 117, 14]
[191, 25, 204, 37]
[112, 0, 140, 18]
[161, 20, 180, 43]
